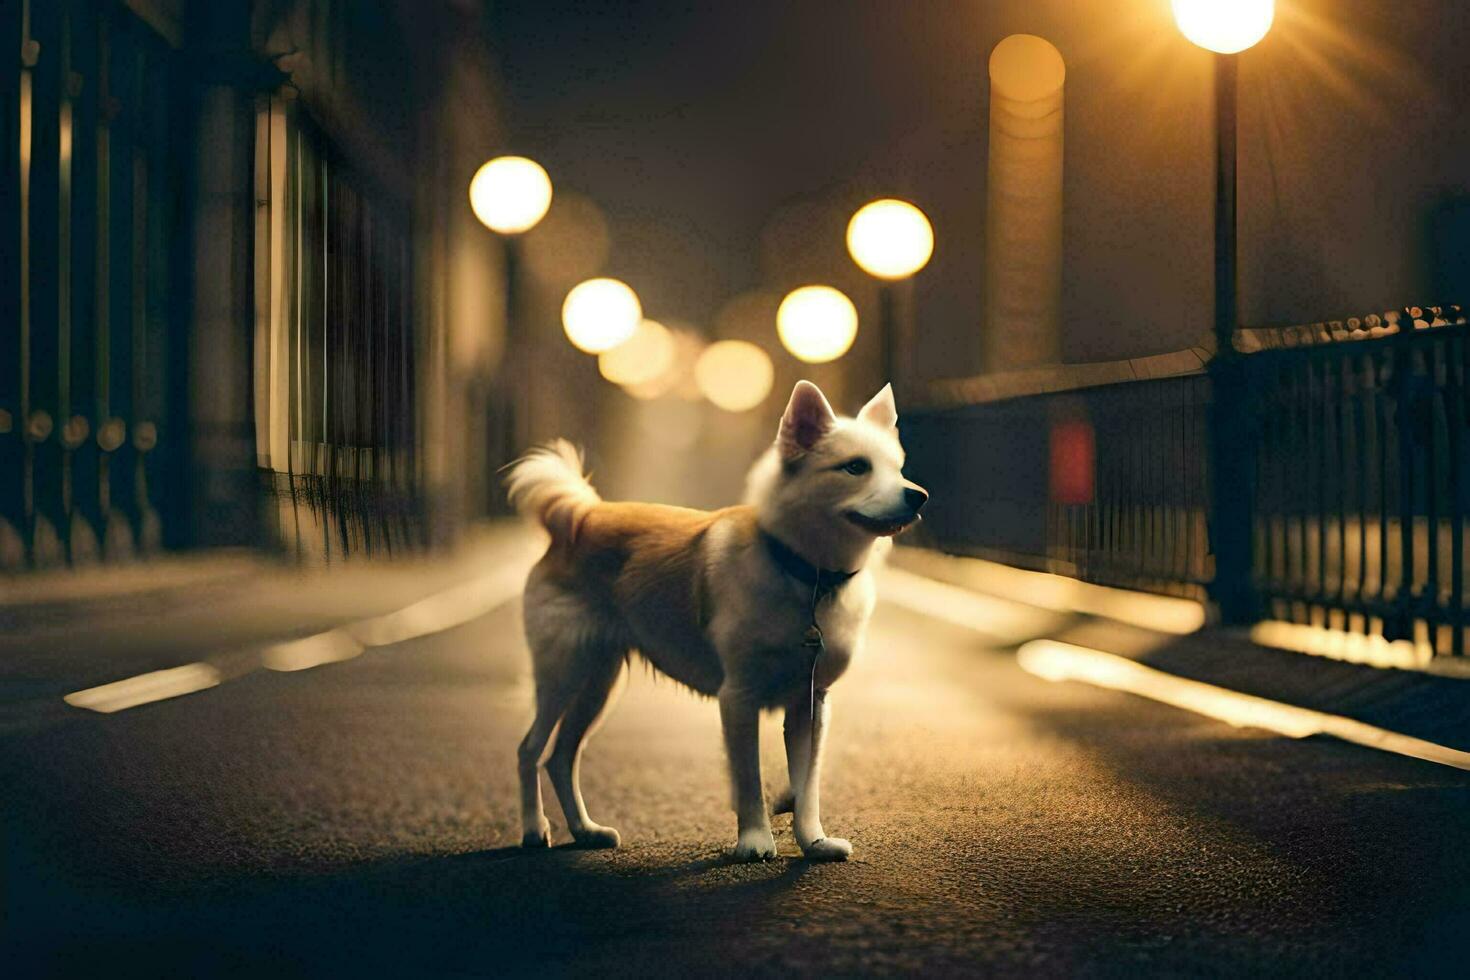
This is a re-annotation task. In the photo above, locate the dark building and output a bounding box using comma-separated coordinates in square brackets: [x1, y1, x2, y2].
[1, 0, 516, 570]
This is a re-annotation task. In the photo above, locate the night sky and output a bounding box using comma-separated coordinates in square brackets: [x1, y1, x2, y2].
[487, 1, 1470, 376]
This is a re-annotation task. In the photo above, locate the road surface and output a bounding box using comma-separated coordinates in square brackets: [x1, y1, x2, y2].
[3, 583, 1469, 976]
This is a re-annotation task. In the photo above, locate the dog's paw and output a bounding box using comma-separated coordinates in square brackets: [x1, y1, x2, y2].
[571, 824, 621, 849]
[521, 818, 552, 849]
[731, 829, 778, 862]
[801, 836, 852, 862]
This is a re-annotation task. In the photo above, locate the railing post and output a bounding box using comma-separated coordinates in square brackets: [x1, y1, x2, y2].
[1206, 52, 1260, 625]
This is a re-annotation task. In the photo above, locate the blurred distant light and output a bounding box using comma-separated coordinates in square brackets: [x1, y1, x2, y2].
[562, 277, 642, 353]
[776, 285, 858, 364]
[988, 33, 1066, 103]
[1171, 0, 1274, 54]
[599, 318, 676, 387]
[469, 156, 553, 234]
[625, 326, 705, 400]
[695, 340, 774, 412]
[846, 199, 934, 280]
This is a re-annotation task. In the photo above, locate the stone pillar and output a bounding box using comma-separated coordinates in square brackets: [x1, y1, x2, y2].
[985, 34, 1066, 371]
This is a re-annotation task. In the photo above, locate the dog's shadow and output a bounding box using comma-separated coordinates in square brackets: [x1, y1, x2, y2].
[453, 838, 819, 891]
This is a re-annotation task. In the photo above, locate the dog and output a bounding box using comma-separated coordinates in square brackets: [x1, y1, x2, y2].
[505, 380, 927, 861]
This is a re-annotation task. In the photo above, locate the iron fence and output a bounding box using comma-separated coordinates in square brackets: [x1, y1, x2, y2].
[1, 0, 182, 569]
[1247, 306, 1470, 655]
[905, 350, 1213, 601]
[905, 305, 1470, 657]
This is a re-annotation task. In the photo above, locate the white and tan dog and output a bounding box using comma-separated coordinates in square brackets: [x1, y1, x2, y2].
[506, 380, 927, 861]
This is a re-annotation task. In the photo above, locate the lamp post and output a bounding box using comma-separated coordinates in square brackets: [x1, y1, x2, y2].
[469, 155, 553, 460]
[1171, 0, 1274, 624]
[846, 199, 933, 394]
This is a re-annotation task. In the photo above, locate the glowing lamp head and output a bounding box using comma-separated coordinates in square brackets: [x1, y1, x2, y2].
[599, 318, 675, 387]
[694, 340, 774, 412]
[1171, 0, 1274, 54]
[846, 199, 934, 280]
[469, 156, 553, 234]
[562, 278, 642, 354]
[776, 285, 858, 364]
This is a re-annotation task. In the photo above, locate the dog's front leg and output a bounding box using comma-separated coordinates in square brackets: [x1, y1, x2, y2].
[719, 686, 776, 861]
[784, 688, 851, 861]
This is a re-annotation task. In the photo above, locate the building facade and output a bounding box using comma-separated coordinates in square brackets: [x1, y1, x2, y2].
[1, 0, 511, 570]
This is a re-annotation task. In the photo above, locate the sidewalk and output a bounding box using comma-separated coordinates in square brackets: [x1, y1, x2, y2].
[0, 522, 544, 726]
[888, 546, 1470, 760]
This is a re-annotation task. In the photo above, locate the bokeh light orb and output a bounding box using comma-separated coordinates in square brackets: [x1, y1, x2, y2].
[599, 319, 675, 387]
[777, 285, 858, 364]
[469, 156, 553, 234]
[988, 34, 1066, 102]
[625, 326, 704, 401]
[1171, 0, 1274, 54]
[562, 278, 642, 353]
[846, 199, 934, 280]
[695, 341, 774, 413]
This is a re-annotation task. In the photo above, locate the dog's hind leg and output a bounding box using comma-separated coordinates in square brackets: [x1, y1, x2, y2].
[517, 680, 574, 848]
[546, 649, 626, 849]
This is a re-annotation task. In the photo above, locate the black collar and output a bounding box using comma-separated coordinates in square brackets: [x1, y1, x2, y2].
[760, 530, 858, 595]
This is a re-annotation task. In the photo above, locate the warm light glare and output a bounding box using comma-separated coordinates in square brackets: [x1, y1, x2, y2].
[562, 278, 642, 353]
[846, 199, 934, 280]
[599, 319, 676, 387]
[776, 285, 858, 364]
[1171, 0, 1275, 54]
[988, 34, 1066, 103]
[1249, 620, 1431, 671]
[469, 156, 553, 234]
[64, 663, 222, 714]
[895, 549, 1205, 635]
[625, 327, 705, 401]
[694, 340, 774, 412]
[1018, 640, 1470, 771]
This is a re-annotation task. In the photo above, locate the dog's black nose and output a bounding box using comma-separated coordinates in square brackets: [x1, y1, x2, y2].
[904, 485, 929, 512]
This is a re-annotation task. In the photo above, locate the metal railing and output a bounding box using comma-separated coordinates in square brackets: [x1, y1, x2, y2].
[1, 0, 181, 569]
[906, 347, 1213, 600]
[905, 305, 1470, 657]
[1248, 306, 1470, 655]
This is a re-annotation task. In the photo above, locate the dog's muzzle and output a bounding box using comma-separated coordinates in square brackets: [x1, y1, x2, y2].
[846, 481, 928, 537]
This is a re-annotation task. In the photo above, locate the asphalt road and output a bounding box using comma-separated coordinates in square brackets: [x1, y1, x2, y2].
[4, 586, 1470, 977]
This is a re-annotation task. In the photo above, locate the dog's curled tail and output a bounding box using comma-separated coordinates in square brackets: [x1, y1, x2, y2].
[504, 439, 601, 544]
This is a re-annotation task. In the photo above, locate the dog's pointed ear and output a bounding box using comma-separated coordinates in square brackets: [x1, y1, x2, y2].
[778, 381, 837, 458]
[858, 383, 898, 431]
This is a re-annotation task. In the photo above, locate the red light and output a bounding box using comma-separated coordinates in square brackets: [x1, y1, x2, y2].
[1049, 419, 1095, 505]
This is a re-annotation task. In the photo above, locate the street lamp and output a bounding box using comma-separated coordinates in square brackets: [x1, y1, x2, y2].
[694, 340, 774, 412]
[846, 198, 933, 391]
[1171, 0, 1274, 55]
[469, 156, 553, 234]
[599, 318, 675, 388]
[776, 285, 859, 364]
[1172, 0, 1274, 625]
[469, 156, 553, 467]
[562, 277, 642, 353]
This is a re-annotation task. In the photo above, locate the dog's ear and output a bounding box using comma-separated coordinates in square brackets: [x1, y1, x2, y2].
[858, 383, 898, 431]
[778, 381, 837, 458]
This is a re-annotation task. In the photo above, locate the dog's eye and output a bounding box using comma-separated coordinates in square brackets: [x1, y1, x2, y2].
[838, 457, 871, 476]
